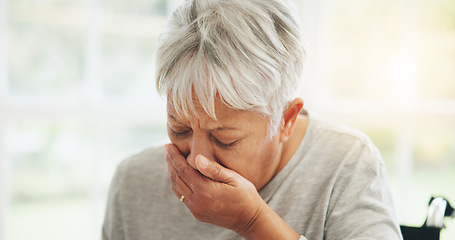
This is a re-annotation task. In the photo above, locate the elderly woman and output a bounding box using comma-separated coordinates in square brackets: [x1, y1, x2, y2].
[102, 0, 402, 239]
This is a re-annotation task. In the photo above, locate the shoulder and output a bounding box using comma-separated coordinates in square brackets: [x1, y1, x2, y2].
[308, 111, 374, 148]
[297, 110, 384, 178]
[300, 112, 390, 201]
[306, 111, 381, 161]
[300, 113, 401, 239]
[124, 144, 166, 170]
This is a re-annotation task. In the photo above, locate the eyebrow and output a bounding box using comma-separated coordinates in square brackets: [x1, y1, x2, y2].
[167, 114, 239, 132]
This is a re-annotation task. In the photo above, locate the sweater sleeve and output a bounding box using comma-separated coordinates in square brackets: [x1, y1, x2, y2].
[324, 140, 403, 240]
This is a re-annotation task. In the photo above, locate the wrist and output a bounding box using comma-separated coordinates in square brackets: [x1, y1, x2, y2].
[236, 201, 266, 239]
[237, 202, 299, 240]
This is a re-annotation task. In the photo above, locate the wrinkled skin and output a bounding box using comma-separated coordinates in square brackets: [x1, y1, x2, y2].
[165, 97, 304, 238]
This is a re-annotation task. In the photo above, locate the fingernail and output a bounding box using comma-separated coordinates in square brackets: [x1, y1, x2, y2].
[197, 155, 209, 168]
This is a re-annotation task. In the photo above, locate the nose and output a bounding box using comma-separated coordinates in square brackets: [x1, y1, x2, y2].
[186, 132, 215, 169]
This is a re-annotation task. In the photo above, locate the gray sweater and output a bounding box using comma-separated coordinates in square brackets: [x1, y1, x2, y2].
[102, 111, 402, 240]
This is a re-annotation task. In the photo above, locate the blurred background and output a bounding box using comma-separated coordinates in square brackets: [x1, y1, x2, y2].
[0, 0, 454, 239]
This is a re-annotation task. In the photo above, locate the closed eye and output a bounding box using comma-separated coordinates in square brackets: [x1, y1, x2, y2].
[212, 137, 238, 149]
[169, 128, 191, 137]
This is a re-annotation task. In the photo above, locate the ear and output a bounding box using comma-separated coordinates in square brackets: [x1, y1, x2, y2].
[279, 98, 304, 142]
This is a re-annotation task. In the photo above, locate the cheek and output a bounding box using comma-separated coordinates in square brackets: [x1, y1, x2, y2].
[246, 138, 281, 174]
[219, 143, 266, 176]
[212, 150, 238, 169]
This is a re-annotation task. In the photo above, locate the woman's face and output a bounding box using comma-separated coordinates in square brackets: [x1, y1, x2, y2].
[167, 98, 283, 191]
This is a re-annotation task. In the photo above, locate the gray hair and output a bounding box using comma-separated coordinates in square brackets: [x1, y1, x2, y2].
[156, 0, 306, 137]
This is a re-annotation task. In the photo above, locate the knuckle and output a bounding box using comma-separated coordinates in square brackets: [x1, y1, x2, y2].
[169, 171, 178, 182]
[176, 164, 186, 176]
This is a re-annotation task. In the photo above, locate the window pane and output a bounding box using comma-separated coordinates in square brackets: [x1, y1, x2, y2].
[97, 124, 168, 187]
[101, 1, 167, 99]
[391, 125, 455, 239]
[11, 0, 81, 6]
[6, 120, 167, 240]
[417, 0, 455, 99]
[329, 0, 402, 99]
[8, 198, 92, 240]
[362, 128, 396, 171]
[7, 122, 94, 202]
[104, 0, 168, 16]
[328, 0, 455, 100]
[6, 121, 92, 240]
[102, 34, 159, 98]
[8, 3, 85, 97]
[356, 124, 455, 239]
[413, 125, 455, 168]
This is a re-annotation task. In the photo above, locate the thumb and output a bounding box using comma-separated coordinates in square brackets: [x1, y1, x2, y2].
[195, 154, 236, 184]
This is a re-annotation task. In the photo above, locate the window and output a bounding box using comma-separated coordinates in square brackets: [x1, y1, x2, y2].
[1, 0, 454, 239]
[1, 0, 173, 239]
[297, 0, 455, 238]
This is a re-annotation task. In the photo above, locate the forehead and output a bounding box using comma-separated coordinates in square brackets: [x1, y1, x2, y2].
[166, 97, 267, 130]
[167, 97, 238, 122]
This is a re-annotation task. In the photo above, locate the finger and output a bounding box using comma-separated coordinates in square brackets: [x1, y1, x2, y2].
[164, 144, 203, 189]
[170, 183, 187, 203]
[166, 155, 193, 198]
[195, 154, 237, 185]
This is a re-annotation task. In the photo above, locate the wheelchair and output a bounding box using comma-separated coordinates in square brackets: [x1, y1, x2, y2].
[400, 197, 454, 240]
